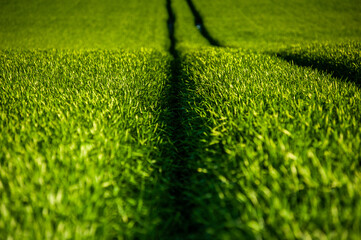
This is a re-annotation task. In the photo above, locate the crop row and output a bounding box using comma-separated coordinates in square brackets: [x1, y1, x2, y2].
[2, 47, 360, 239]
[0, 49, 173, 239]
[191, 0, 361, 51]
[168, 2, 361, 238]
[170, 0, 211, 51]
[0, 0, 170, 50]
[277, 41, 361, 85]
[175, 47, 361, 239]
[1, 0, 361, 239]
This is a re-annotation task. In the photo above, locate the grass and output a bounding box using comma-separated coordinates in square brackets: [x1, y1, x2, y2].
[176, 48, 361, 239]
[170, 2, 361, 237]
[168, 1, 361, 238]
[0, 49, 173, 239]
[170, 0, 211, 51]
[277, 41, 361, 85]
[1, 0, 361, 239]
[192, 0, 361, 51]
[0, 0, 170, 50]
[0, 1, 173, 236]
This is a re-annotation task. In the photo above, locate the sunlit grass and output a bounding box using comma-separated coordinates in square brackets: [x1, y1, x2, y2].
[192, 0, 361, 51]
[1, 0, 361, 239]
[176, 48, 361, 239]
[0, 49, 172, 239]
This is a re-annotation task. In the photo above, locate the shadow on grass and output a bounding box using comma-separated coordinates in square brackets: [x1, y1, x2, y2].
[139, 2, 222, 239]
[149, 51, 223, 240]
[276, 52, 361, 87]
[185, 0, 220, 47]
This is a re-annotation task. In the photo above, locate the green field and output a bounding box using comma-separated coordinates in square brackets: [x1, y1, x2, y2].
[1, 0, 361, 239]
[192, 0, 361, 51]
[0, 0, 169, 50]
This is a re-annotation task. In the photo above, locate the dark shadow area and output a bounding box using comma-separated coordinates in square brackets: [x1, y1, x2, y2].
[276, 53, 361, 87]
[167, 0, 176, 56]
[154, 56, 207, 239]
[144, 1, 222, 239]
[185, 0, 220, 46]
